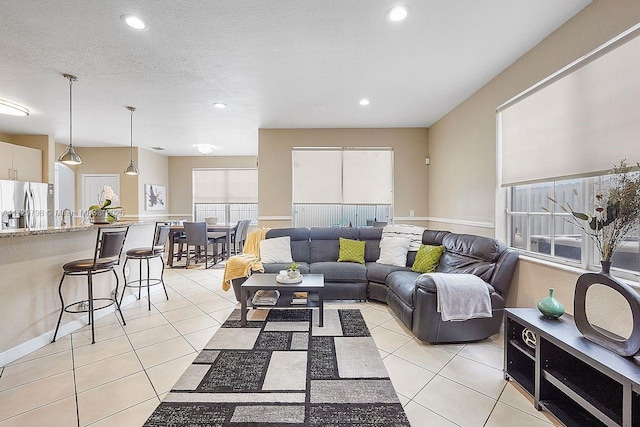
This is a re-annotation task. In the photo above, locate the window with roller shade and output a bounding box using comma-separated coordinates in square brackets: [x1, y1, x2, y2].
[192, 169, 258, 224]
[292, 148, 393, 227]
[500, 24, 640, 279]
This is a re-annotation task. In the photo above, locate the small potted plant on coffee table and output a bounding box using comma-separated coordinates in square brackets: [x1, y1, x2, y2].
[287, 261, 301, 279]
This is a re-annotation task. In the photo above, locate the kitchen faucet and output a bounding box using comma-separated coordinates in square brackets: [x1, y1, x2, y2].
[61, 208, 72, 227]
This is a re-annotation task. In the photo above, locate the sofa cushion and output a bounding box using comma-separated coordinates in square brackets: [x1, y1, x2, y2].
[259, 236, 293, 263]
[262, 262, 310, 275]
[412, 244, 444, 273]
[265, 228, 311, 263]
[366, 262, 411, 284]
[310, 261, 367, 283]
[438, 233, 506, 281]
[309, 227, 359, 262]
[377, 237, 411, 267]
[338, 237, 366, 264]
[359, 227, 383, 262]
[386, 271, 421, 307]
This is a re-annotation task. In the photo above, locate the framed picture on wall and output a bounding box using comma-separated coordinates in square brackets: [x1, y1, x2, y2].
[145, 184, 166, 210]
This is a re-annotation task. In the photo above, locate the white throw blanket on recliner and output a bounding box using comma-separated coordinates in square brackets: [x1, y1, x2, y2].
[425, 273, 492, 322]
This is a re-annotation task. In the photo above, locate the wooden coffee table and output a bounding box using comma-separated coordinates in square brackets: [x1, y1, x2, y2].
[240, 273, 325, 327]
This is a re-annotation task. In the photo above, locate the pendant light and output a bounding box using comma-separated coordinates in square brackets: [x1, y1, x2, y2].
[58, 74, 83, 165]
[124, 106, 140, 175]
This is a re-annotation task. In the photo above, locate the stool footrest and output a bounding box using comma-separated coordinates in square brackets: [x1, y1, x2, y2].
[63, 297, 117, 314]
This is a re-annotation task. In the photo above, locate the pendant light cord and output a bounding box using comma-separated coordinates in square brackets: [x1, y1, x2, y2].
[67, 76, 76, 148]
[127, 106, 136, 160]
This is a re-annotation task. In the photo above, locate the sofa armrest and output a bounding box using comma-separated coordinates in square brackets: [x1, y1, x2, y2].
[414, 274, 437, 293]
[413, 273, 496, 294]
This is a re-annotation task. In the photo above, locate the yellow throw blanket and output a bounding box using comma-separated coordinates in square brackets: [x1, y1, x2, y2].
[222, 227, 270, 291]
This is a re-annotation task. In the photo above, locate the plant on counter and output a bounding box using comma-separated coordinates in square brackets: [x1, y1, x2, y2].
[544, 160, 640, 264]
[88, 185, 123, 223]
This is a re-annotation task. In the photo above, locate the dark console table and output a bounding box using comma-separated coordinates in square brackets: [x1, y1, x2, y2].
[504, 308, 640, 427]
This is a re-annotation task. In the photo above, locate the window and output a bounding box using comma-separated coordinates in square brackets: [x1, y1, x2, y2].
[292, 148, 393, 227]
[192, 169, 258, 224]
[507, 175, 639, 278]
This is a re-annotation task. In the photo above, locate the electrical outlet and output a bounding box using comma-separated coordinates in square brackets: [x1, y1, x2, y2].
[124, 265, 130, 277]
[409, 210, 415, 217]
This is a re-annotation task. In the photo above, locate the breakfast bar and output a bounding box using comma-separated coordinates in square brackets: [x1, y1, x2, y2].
[0, 221, 155, 365]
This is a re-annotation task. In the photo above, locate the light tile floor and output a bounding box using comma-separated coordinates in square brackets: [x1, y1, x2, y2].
[0, 267, 561, 427]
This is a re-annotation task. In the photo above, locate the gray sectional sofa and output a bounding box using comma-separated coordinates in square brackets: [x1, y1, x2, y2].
[231, 226, 518, 343]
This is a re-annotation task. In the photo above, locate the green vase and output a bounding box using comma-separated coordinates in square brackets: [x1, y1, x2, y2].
[537, 288, 564, 319]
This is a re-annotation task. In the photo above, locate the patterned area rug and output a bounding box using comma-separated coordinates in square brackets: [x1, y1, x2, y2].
[144, 308, 410, 426]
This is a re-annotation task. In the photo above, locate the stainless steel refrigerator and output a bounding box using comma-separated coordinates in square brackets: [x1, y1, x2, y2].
[0, 180, 49, 229]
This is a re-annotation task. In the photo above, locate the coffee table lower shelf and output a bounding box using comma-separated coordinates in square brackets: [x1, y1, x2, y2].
[240, 273, 325, 327]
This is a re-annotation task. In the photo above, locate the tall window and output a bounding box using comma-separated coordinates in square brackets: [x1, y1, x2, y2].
[292, 148, 393, 227]
[193, 169, 258, 224]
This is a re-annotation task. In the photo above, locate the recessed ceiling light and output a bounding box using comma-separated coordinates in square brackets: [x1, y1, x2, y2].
[122, 14, 148, 30]
[212, 103, 227, 109]
[0, 98, 29, 116]
[386, 5, 408, 22]
[359, 99, 370, 106]
[194, 144, 217, 155]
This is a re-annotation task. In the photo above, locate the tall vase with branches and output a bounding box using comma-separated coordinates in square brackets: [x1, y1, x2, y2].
[544, 160, 640, 274]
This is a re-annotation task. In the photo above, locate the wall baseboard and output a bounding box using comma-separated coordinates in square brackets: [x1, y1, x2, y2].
[0, 291, 153, 367]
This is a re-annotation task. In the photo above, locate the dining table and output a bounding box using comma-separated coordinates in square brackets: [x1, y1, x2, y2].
[167, 222, 237, 267]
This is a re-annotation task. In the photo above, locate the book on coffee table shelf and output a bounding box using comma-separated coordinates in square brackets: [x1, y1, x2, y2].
[291, 291, 308, 304]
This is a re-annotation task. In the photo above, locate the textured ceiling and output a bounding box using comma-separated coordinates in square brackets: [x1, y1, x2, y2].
[0, 0, 590, 156]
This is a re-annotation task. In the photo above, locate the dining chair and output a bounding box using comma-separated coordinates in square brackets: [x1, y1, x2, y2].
[235, 219, 251, 254]
[120, 222, 171, 310]
[178, 221, 218, 268]
[52, 225, 129, 344]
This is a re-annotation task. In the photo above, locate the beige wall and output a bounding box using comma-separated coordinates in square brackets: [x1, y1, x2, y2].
[428, 0, 640, 334]
[429, 0, 640, 235]
[138, 149, 169, 217]
[0, 132, 14, 143]
[168, 156, 258, 218]
[258, 128, 429, 228]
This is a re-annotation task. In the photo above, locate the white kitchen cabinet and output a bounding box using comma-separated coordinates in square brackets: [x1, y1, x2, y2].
[0, 141, 42, 182]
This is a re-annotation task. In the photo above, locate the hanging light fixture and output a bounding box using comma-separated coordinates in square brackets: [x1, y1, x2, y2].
[124, 106, 140, 175]
[58, 74, 83, 165]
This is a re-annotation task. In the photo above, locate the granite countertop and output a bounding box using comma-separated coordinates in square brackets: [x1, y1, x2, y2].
[0, 220, 151, 238]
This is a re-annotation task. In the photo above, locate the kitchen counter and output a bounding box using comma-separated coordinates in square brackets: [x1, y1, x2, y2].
[0, 220, 150, 238]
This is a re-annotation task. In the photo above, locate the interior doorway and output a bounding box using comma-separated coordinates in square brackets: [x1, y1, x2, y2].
[82, 174, 120, 213]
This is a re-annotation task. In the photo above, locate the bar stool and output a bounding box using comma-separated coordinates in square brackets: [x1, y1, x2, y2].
[120, 222, 171, 310]
[52, 226, 129, 344]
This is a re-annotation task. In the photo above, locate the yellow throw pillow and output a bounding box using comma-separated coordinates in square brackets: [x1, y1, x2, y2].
[412, 244, 444, 273]
[337, 237, 366, 265]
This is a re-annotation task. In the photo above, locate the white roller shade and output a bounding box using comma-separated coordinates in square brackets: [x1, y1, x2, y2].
[343, 149, 393, 204]
[499, 25, 640, 186]
[292, 149, 342, 203]
[193, 169, 257, 203]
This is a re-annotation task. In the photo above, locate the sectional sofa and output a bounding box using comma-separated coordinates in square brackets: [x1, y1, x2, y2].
[231, 226, 518, 343]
